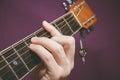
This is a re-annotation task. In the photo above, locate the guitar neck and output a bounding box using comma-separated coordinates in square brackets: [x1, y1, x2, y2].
[0, 0, 97, 79]
[0, 11, 81, 80]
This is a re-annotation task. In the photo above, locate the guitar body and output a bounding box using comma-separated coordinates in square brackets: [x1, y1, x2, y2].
[0, 0, 96, 80]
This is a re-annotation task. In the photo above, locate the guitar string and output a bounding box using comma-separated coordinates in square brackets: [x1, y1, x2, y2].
[0, 0, 88, 78]
[0, 14, 75, 68]
[0, 32, 51, 71]
[0, 13, 78, 77]
[0, 2, 94, 79]
[0, 0, 87, 66]
[0, 12, 74, 65]
[1, 20, 78, 78]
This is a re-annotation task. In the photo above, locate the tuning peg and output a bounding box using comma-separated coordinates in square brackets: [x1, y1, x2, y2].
[87, 26, 94, 33]
[66, 0, 73, 5]
[79, 26, 94, 38]
[62, 0, 73, 11]
[62, 1, 69, 10]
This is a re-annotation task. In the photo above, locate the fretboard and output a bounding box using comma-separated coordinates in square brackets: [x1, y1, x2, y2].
[0, 12, 81, 80]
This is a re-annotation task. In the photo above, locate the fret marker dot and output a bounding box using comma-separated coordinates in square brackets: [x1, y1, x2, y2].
[13, 61, 18, 65]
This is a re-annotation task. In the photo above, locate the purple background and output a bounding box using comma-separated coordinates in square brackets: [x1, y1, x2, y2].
[0, 0, 120, 80]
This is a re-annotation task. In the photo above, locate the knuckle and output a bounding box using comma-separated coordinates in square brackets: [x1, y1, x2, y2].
[54, 45, 64, 54]
[44, 54, 53, 62]
[66, 36, 75, 45]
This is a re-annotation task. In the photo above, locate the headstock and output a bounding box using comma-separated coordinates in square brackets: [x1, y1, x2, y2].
[69, 0, 96, 29]
[63, 0, 96, 37]
[63, 0, 97, 63]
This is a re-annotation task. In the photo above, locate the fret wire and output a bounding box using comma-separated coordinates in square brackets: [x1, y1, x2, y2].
[21, 50, 32, 61]
[1, 36, 32, 69]
[52, 12, 80, 36]
[0, 49, 26, 69]
[0, 52, 16, 71]
[23, 32, 36, 46]
[21, 43, 36, 70]
[1, 53, 19, 79]
[10, 36, 39, 72]
[11, 45, 30, 71]
[0, 47, 25, 69]
[66, 15, 77, 27]
[61, 25, 73, 35]
[70, 19, 79, 28]
[17, 48, 32, 64]
[0, 56, 7, 71]
[34, 28, 44, 37]
[0, 48, 31, 79]
[37, 31, 50, 37]
[35, 29, 51, 38]
[0, 47, 29, 72]
[57, 21, 65, 29]
[20, 49, 40, 69]
[22, 52, 37, 67]
[58, 22, 68, 30]
[0, 64, 18, 80]
[62, 18, 73, 35]
[54, 19, 67, 34]
[68, 16, 81, 32]
[58, 23, 67, 30]
[51, 22, 61, 33]
[51, 13, 69, 31]
[0, 48, 18, 71]
[0, 40, 36, 70]
[9, 58, 23, 68]
[54, 18, 73, 34]
[0, 55, 5, 64]
[0, 51, 16, 63]
[0, 50, 28, 70]
[55, 12, 73, 26]
[9, 56, 28, 78]
[64, 12, 81, 33]
[62, 12, 75, 28]
[62, 16, 74, 33]
[16, 43, 40, 67]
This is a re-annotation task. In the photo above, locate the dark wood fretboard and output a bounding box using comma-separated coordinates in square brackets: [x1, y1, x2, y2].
[0, 12, 81, 80]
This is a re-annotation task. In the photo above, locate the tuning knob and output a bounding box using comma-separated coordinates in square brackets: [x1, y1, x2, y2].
[87, 26, 94, 33]
[80, 26, 94, 38]
[62, 1, 68, 10]
[62, 0, 73, 11]
[66, 0, 73, 5]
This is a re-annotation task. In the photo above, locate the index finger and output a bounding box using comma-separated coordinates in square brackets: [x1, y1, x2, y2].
[42, 21, 62, 36]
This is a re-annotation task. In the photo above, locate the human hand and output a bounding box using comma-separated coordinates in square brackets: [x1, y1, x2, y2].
[29, 21, 75, 80]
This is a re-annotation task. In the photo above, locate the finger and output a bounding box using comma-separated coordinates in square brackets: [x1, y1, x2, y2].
[42, 21, 62, 36]
[29, 43, 58, 71]
[31, 37, 67, 65]
[51, 36, 75, 61]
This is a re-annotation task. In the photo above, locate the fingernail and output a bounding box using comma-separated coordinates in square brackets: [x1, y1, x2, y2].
[31, 37, 38, 42]
[43, 20, 50, 25]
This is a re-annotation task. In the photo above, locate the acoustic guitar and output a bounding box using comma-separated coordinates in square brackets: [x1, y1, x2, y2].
[0, 0, 96, 80]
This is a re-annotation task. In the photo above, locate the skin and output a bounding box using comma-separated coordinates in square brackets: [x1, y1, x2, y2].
[29, 21, 75, 80]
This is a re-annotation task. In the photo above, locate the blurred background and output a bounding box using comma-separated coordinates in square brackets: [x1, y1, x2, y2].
[0, 0, 120, 80]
